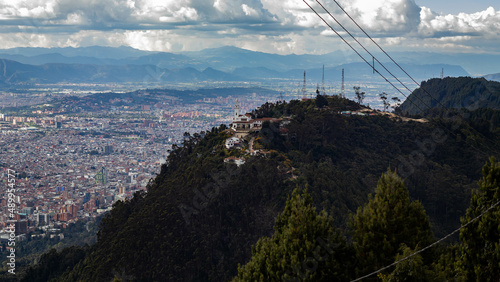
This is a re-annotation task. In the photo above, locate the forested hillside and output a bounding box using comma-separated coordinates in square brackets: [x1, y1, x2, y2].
[400, 77, 500, 115]
[19, 95, 500, 281]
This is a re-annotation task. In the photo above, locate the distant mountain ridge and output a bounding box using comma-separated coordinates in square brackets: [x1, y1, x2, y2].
[0, 59, 243, 85]
[3, 45, 500, 88]
[0, 45, 498, 75]
[0, 56, 469, 87]
[0, 45, 154, 59]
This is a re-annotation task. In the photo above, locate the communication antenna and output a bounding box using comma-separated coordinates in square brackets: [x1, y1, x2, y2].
[321, 65, 326, 95]
[441, 68, 444, 79]
[341, 68, 345, 98]
[302, 70, 307, 99]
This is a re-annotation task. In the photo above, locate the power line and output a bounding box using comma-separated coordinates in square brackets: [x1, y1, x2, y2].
[351, 198, 500, 281]
[309, 0, 499, 154]
[297, 5, 500, 281]
[327, 0, 427, 90]
[302, 0, 428, 114]
[325, 0, 461, 113]
[315, 0, 426, 108]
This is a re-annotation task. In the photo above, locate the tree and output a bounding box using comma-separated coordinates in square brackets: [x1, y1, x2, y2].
[379, 92, 389, 112]
[351, 170, 434, 278]
[459, 157, 500, 281]
[21, 246, 87, 282]
[234, 188, 353, 282]
[391, 97, 401, 112]
[315, 94, 329, 108]
[354, 86, 366, 105]
[380, 244, 428, 282]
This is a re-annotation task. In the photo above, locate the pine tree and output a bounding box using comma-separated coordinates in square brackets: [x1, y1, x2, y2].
[351, 170, 434, 278]
[234, 188, 353, 281]
[315, 94, 328, 108]
[380, 244, 427, 282]
[459, 157, 500, 281]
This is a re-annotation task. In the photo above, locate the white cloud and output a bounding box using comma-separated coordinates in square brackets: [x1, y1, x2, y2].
[159, 7, 198, 23]
[0, 0, 497, 55]
[0, 0, 57, 19]
[343, 0, 421, 34]
[241, 4, 258, 17]
[418, 6, 500, 37]
[125, 30, 173, 51]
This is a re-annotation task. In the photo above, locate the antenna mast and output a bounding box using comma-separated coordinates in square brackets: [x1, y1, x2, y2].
[302, 70, 307, 99]
[341, 68, 345, 98]
[321, 65, 326, 95]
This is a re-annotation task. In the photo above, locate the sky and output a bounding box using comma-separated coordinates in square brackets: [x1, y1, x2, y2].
[415, 0, 498, 14]
[0, 0, 498, 55]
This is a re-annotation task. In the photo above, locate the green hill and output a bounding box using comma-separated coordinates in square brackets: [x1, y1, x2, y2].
[15, 96, 500, 281]
[400, 77, 500, 115]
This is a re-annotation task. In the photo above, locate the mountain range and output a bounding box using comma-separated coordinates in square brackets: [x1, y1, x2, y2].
[0, 46, 498, 88]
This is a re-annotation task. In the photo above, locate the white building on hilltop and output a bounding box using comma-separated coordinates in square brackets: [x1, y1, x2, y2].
[225, 137, 242, 149]
[230, 99, 281, 138]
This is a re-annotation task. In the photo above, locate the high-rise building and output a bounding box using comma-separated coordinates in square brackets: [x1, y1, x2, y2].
[36, 213, 51, 225]
[119, 185, 126, 195]
[68, 205, 78, 218]
[14, 220, 28, 235]
[95, 167, 108, 185]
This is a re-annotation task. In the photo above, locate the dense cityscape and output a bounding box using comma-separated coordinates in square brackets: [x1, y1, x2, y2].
[0, 87, 279, 243]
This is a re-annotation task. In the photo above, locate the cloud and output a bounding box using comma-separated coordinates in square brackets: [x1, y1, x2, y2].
[418, 6, 500, 37]
[0, 0, 497, 55]
[342, 0, 421, 34]
[159, 7, 199, 23]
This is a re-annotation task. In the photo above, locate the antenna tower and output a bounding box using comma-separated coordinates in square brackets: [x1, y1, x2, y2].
[341, 68, 345, 98]
[441, 68, 444, 79]
[302, 70, 307, 99]
[321, 65, 326, 95]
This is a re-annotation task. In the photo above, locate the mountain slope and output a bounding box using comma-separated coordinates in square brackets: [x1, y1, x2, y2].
[400, 77, 500, 115]
[21, 95, 497, 281]
[484, 72, 500, 82]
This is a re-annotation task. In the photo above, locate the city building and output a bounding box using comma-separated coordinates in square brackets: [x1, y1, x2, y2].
[95, 167, 108, 185]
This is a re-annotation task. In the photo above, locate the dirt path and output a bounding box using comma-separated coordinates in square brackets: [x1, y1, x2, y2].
[249, 137, 255, 154]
